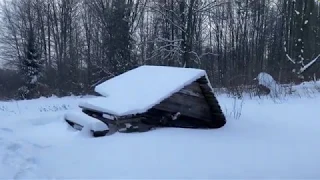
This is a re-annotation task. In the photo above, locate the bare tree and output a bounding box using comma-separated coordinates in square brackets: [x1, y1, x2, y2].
[0, 0, 319, 99]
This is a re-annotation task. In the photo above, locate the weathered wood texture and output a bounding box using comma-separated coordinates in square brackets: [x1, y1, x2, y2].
[153, 81, 212, 121]
[197, 76, 226, 128]
[179, 81, 204, 98]
[77, 75, 226, 132]
[153, 76, 226, 128]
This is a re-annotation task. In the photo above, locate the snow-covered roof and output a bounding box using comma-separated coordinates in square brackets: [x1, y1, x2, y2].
[79, 65, 207, 116]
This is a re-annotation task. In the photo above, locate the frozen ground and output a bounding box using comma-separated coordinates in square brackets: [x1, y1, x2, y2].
[0, 82, 320, 179]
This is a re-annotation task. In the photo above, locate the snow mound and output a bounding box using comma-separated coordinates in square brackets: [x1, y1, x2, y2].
[64, 111, 109, 132]
[0, 96, 85, 117]
[256, 72, 277, 89]
[84, 65, 207, 116]
[256, 72, 282, 97]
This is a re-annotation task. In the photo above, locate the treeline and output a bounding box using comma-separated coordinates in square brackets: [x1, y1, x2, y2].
[0, 0, 319, 100]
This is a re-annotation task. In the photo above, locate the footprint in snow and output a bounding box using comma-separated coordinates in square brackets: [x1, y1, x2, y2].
[0, 127, 13, 133]
[1, 141, 42, 179]
[6, 143, 22, 151]
[26, 141, 51, 149]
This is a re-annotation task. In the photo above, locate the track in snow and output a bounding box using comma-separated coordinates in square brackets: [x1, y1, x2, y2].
[0, 128, 47, 179]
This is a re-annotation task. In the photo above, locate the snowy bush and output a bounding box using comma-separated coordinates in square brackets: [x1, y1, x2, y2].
[224, 97, 244, 120]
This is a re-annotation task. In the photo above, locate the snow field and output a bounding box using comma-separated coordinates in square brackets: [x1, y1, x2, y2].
[0, 82, 319, 178]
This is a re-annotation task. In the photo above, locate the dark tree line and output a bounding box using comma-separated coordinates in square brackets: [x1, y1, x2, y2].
[0, 0, 319, 100]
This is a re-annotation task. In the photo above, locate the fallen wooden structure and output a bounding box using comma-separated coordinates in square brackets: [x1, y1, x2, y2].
[64, 65, 226, 137]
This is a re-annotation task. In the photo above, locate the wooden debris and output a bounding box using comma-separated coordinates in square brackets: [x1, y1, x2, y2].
[64, 73, 226, 137]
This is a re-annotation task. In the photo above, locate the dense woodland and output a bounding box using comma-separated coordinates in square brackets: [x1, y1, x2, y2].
[0, 0, 319, 100]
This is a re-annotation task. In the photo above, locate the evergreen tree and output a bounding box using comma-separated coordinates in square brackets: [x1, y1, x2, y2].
[19, 28, 43, 99]
[108, 0, 134, 74]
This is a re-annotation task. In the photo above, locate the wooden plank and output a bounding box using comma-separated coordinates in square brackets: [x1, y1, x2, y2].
[153, 91, 213, 121]
[178, 81, 204, 98]
[166, 90, 209, 107]
[154, 102, 212, 121]
[196, 76, 209, 84]
[80, 105, 123, 120]
[181, 81, 203, 94]
[179, 89, 204, 98]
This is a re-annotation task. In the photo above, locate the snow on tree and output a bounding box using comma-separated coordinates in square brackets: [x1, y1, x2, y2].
[19, 28, 43, 99]
[283, 0, 319, 80]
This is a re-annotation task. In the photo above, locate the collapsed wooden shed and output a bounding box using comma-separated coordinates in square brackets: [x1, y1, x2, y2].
[65, 65, 226, 137]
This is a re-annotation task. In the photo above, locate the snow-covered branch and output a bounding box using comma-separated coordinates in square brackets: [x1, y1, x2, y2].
[298, 54, 320, 74]
[155, 37, 183, 43]
[146, 6, 186, 33]
[286, 54, 296, 64]
[195, 0, 231, 13]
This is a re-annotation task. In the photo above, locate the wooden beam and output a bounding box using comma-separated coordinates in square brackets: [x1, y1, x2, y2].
[181, 81, 203, 94]
[153, 90, 213, 121]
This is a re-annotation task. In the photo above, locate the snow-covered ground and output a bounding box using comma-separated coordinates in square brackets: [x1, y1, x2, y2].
[0, 82, 320, 179]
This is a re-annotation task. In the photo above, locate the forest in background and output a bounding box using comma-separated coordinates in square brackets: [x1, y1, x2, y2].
[0, 0, 319, 100]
